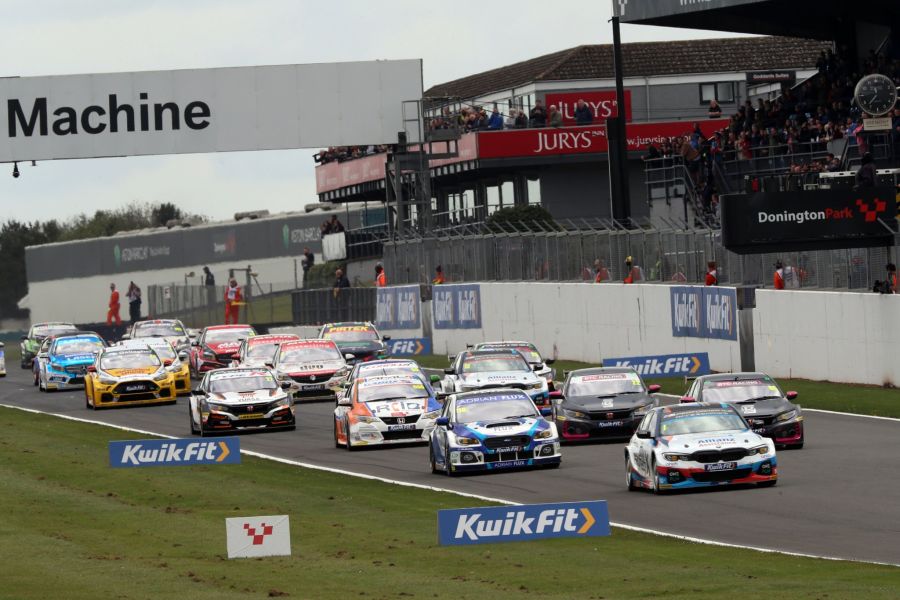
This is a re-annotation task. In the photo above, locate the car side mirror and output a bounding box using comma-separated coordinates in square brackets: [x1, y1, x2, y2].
[443, 367, 454, 375]
[532, 364, 542, 372]
[191, 340, 200, 347]
[785, 391, 798, 400]
[382, 335, 391, 341]
[648, 384, 661, 394]
[178, 351, 188, 360]
[448, 354, 456, 362]
[280, 381, 293, 390]
[37, 353, 48, 359]
[436, 416, 450, 428]
[344, 353, 355, 360]
[429, 374, 441, 384]
[230, 352, 241, 359]
[264, 361, 274, 368]
[549, 390, 564, 399]
[120, 333, 130, 340]
[636, 430, 652, 439]
[337, 396, 352, 406]
[539, 407, 552, 417]
[87, 365, 96, 373]
[163, 359, 173, 367]
[20, 335, 27, 341]
[545, 358, 555, 365]
[680, 396, 695, 403]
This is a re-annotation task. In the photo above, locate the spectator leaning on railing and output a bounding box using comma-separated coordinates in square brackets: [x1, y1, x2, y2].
[529, 100, 547, 127]
[574, 99, 593, 125]
[548, 105, 563, 127]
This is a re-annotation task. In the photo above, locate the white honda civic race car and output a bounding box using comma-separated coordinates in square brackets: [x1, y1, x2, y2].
[625, 403, 778, 493]
[189, 368, 296, 436]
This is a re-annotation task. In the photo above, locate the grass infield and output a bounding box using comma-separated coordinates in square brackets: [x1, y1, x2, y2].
[415, 355, 900, 419]
[1, 406, 897, 600]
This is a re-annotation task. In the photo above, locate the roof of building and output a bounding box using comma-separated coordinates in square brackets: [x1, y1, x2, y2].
[424, 36, 830, 99]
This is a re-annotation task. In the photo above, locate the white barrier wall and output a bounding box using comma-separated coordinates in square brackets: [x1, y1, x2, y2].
[22, 254, 310, 325]
[431, 282, 741, 372]
[755, 289, 900, 385]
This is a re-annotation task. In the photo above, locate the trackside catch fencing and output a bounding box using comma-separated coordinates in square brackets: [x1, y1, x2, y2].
[290, 288, 376, 326]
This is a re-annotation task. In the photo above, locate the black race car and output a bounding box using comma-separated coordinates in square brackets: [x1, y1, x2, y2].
[681, 372, 804, 448]
[551, 367, 660, 442]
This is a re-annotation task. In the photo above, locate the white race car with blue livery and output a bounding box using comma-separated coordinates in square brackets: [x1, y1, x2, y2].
[625, 403, 778, 494]
[429, 389, 561, 475]
[36, 332, 106, 391]
[441, 349, 550, 409]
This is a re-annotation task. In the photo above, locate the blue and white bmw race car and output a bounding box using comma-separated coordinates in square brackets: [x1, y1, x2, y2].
[625, 403, 778, 493]
[429, 389, 561, 475]
[441, 349, 550, 409]
[36, 332, 106, 391]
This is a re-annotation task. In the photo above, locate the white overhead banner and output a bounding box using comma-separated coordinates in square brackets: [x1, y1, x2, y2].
[0, 59, 423, 162]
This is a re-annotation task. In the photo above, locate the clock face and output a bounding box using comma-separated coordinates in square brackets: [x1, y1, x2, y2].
[854, 74, 898, 117]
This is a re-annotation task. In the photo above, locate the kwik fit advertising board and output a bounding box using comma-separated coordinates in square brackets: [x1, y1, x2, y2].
[375, 285, 421, 330]
[670, 286, 737, 341]
[721, 187, 897, 254]
[432, 284, 482, 329]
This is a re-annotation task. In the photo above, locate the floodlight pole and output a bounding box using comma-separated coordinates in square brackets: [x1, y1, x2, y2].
[608, 15, 631, 222]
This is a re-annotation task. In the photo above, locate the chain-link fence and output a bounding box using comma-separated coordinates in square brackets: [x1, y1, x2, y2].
[384, 227, 897, 290]
[147, 282, 295, 329]
[291, 288, 377, 326]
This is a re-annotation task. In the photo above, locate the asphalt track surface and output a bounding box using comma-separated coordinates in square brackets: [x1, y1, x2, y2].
[2, 367, 899, 566]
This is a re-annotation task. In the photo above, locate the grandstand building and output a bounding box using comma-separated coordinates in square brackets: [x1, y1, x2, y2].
[316, 36, 828, 226]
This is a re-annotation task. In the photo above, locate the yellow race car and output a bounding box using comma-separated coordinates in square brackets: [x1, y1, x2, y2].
[85, 346, 178, 409]
[117, 338, 191, 395]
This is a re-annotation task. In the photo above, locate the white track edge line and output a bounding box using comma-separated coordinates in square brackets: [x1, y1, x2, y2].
[1, 402, 898, 568]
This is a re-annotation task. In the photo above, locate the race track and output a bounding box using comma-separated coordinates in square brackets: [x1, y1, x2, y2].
[2, 367, 898, 565]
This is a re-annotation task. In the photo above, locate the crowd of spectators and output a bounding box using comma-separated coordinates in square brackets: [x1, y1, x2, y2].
[428, 98, 599, 132]
[314, 144, 390, 165]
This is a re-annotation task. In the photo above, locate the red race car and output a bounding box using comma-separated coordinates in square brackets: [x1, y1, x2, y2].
[189, 324, 257, 378]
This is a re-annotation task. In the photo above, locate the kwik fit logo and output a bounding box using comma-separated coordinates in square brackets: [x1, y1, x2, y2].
[109, 437, 241, 468]
[437, 501, 610, 546]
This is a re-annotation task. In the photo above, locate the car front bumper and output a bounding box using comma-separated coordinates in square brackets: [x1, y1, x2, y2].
[556, 414, 642, 441]
[203, 405, 295, 431]
[633, 457, 778, 490]
[446, 441, 561, 472]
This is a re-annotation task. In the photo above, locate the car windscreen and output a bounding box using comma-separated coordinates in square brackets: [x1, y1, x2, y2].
[210, 375, 278, 393]
[100, 352, 161, 370]
[357, 365, 419, 379]
[322, 326, 379, 342]
[660, 411, 746, 436]
[279, 344, 341, 363]
[204, 328, 254, 343]
[33, 325, 77, 338]
[247, 343, 280, 360]
[567, 373, 644, 396]
[53, 337, 104, 355]
[134, 323, 184, 337]
[461, 355, 530, 373]
[481, 345, 541, 364]
[701, 380, 782, 403]
[455, 394, 538, 423]
[357, 382, 429, 402]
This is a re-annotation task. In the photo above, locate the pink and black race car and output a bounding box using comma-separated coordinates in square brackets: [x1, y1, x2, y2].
[189, 324, 257, 377]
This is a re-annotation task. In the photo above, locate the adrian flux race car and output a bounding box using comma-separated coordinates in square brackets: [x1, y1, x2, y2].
[338, 359, 441, 402]
[318, 322, 390, 364]
[36, 332, 106, 392]
[117, 338, 191, 396]
[681, 373, 804, 448]
[229, 334, 301, 368]
[189, 324, 257, 376]
[272, 339, 350, 402]
[441, 349, 550, 408]
[473, 341, 556, 389]
[334, 374, 441, 449]
[84, 346, 178, 409]
[625, 403, 778, 493]
[551, 367, 660, 442]
[189, 368, 295, 435]
[123, 318, 191, 356]
[20, 321, 78, 368]
[430, 389, 561, 475]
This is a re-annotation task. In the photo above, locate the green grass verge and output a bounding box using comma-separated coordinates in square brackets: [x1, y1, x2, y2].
[414, 355, 900, 418]
[1, 406, 897, 600]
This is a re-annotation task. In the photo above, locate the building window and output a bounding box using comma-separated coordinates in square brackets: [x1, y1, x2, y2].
[699, 82, 734, 105]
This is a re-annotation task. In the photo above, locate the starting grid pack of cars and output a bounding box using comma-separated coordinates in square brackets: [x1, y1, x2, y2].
[18, 319, 806, 492]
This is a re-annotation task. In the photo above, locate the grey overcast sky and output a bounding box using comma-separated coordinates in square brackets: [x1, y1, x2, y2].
[0, 0, 746, 223]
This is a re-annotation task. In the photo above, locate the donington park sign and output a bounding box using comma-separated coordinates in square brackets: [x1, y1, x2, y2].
[0, 60, 423, 162]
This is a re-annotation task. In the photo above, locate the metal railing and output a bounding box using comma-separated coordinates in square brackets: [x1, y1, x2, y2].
[147, 283, 295, 329]
[291, 287, 376, 325]
[383, 224, 897, 291]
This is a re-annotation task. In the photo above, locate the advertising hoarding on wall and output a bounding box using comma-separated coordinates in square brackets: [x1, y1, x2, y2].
[544, 90, 633, 124]
[375, 285, 422, 330]
[670, 286, 737, 341]
[432, 284, 482, 329]
[0, 60, 423, 162]
[721, 187, 897, 254]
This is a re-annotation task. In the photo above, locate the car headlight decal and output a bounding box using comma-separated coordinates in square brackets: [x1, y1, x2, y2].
[776, 409, 798, 423]
[561, 408, 588, 420]
[534, 429, 553, 439]
[747, 444, 770, 456]
[455, 436, 479, 446]
[663, 453, 691, 462]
